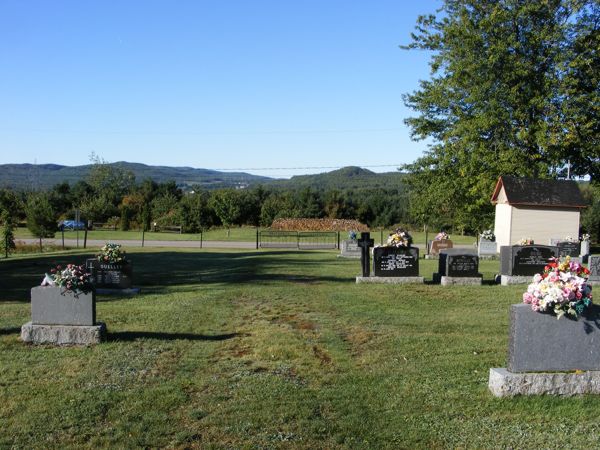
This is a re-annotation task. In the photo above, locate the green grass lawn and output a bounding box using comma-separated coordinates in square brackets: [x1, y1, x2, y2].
[15, 226, 478, 246]
[1, 249, 598, 448]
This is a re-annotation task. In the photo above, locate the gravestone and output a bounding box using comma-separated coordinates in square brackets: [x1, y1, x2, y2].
[499, 245, 558, 285]
[338, 239, 361, 259]
[589, 255, 600, 285]
[580, 240, 590, 262]
[374, 247, 419, 277]
[478, 239, 497, 258]
[356, 245, 424, 284]
[21, 286, 106, 345]
[86, 259, 137, 293]
[556, 241, 581, 258]
[428, 239, 453, 258]
[434, 249, 482, 285]
[489, 304, 600, 397]
[357, 232, 374, 278]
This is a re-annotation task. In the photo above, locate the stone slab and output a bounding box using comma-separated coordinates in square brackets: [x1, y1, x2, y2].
[488, 368, 600, 397]
[373, 247, 419, 277]
[31, 286, 95, 326]
[21, 321, 106, 345]
[440, 276, 482, 286]
[96, 288, 141, 295]
[509, 304, 600, 372]
[356, 276, 424, 284]
[500, 275, 532, 285]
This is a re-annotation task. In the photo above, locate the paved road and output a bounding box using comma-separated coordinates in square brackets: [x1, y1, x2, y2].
[20, 238, 476, 251]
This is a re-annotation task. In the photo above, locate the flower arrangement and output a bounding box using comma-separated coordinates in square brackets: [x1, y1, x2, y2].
[580, 233, 590, 242]
[564, 235, 576, 242]
[480, 229, 495, 242]
[523, 257, 592, 319]
[41, 264, 93, 294]
[517, 238, 534, 245]
[435, 231, 449, 241]
[348, 230, 357, 241]
[97, 243, 126, 264]
[383, 228, 413, 248]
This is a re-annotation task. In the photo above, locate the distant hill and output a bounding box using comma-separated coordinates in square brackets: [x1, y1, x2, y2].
[0, 162, 272, 190]
[269, 166, 406, 191]
[0, 162, 406, 192]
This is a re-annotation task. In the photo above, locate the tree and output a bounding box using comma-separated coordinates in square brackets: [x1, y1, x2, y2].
[0, 210, 16, 257]
[25, 192, 56, 252]
[210, 189, 243, 236]
[402, 0, 599, 231]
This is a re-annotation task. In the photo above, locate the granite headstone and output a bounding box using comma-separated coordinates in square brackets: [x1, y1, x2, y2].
[373, 247, 419, 277]
[438, 250, 479, 277]
[500, 245, 558, 276]
[86, 259, 133, 289]
[557, 241, 581, 258]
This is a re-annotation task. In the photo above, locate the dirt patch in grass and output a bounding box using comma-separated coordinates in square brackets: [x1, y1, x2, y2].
[312, 345, 332, 365]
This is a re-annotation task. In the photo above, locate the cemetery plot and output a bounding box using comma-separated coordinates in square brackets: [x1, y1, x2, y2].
[339, 239, 361, 258]
[500, 245, 558, 285]
[435, 250, 482, 285]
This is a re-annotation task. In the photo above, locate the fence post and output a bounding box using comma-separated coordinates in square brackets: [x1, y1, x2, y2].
[61, 228, 65, 250]
[200, 231, 203, 248]
[337, 231, 340, 249]
[297, 231, 300, 249]
[256, 228, 259, 249]
[380, 229, 383, 245]
[141, 228, 145, 247]
[83, 226, 88, 249]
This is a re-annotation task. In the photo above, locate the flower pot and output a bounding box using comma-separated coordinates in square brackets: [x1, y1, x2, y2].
[30, 286, 96, 326]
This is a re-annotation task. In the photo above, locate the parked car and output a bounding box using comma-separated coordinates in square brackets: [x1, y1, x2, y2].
[58, 220, 86, 230]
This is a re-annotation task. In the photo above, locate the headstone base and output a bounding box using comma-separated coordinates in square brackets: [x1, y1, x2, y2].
[21, 321, 106, 345]
[500, 275, 532, 285]
[440, 275, 482, 286]
[356, 276, 424, 284]
[337, 254, 361, 259]
[488, 368, 600, 397]
[588, 279, 600, 286]
[96, 287, 141, 295]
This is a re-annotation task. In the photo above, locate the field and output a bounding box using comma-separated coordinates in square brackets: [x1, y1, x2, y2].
[14, 226, 478, 246]
[1, 249, 598, 448]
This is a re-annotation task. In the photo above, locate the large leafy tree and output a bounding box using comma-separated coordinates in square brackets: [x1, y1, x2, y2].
[402, 0, 599, 232]
[25, 192, 57, 252]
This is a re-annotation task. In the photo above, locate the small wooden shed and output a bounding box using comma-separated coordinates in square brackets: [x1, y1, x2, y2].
[491, 176, 586, 247]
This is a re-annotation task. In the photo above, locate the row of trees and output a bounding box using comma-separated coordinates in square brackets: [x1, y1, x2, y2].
[0, 158, 411, 244]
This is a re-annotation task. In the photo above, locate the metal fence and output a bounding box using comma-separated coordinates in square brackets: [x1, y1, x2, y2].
[259, 231, 338, 249]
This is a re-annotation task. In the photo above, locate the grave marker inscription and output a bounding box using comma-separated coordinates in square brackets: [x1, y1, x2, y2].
[373, 247, 419, 277]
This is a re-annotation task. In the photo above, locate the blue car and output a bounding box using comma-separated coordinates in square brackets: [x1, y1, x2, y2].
[58, 220, 86, 230]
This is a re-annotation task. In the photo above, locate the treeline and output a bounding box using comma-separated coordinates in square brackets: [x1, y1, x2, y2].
[0, 162, 411, 236]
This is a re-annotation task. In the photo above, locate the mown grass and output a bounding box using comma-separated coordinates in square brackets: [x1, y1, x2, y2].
[1, 249, 598, 449]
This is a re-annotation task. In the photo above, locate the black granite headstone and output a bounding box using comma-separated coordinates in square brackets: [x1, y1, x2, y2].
[373, 247, 419, 277]
[86, 259, 133, 289]
[438, 250, 479, 277]
[357, 233, 374, 277]
[556, 241, 581, 258]
[500, 246, 558, 276]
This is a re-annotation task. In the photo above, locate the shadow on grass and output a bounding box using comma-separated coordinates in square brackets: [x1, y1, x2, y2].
[0, 326, 22, 336]
[107, 331, 247, 342]
[0, 250, 351, 302]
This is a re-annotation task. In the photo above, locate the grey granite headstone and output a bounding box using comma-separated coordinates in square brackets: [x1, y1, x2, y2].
[31, 286, 95, 326]
[339, 239, 361, 258]
[589, 255, 600, 283]
[373, 247, 419, 277]
[478, 239, 497, 257]
[508, 303, 600, 372]
[21, 322, 106, 345]
[500, 245, 558, 276]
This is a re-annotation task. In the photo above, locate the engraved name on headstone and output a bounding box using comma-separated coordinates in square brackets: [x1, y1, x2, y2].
[439, 250, 479, 277]
[373, 247, 419, 277]
[556, 241, 581, 258]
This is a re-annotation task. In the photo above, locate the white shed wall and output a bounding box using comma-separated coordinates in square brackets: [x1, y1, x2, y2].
[494, 203, 513, 247]
[509, 206, 580, 245]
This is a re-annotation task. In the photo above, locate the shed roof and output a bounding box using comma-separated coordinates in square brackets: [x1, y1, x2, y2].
[491, 176, 586, 208]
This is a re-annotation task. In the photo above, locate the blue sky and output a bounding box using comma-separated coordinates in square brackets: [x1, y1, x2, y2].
[1, 0, 441, 178]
